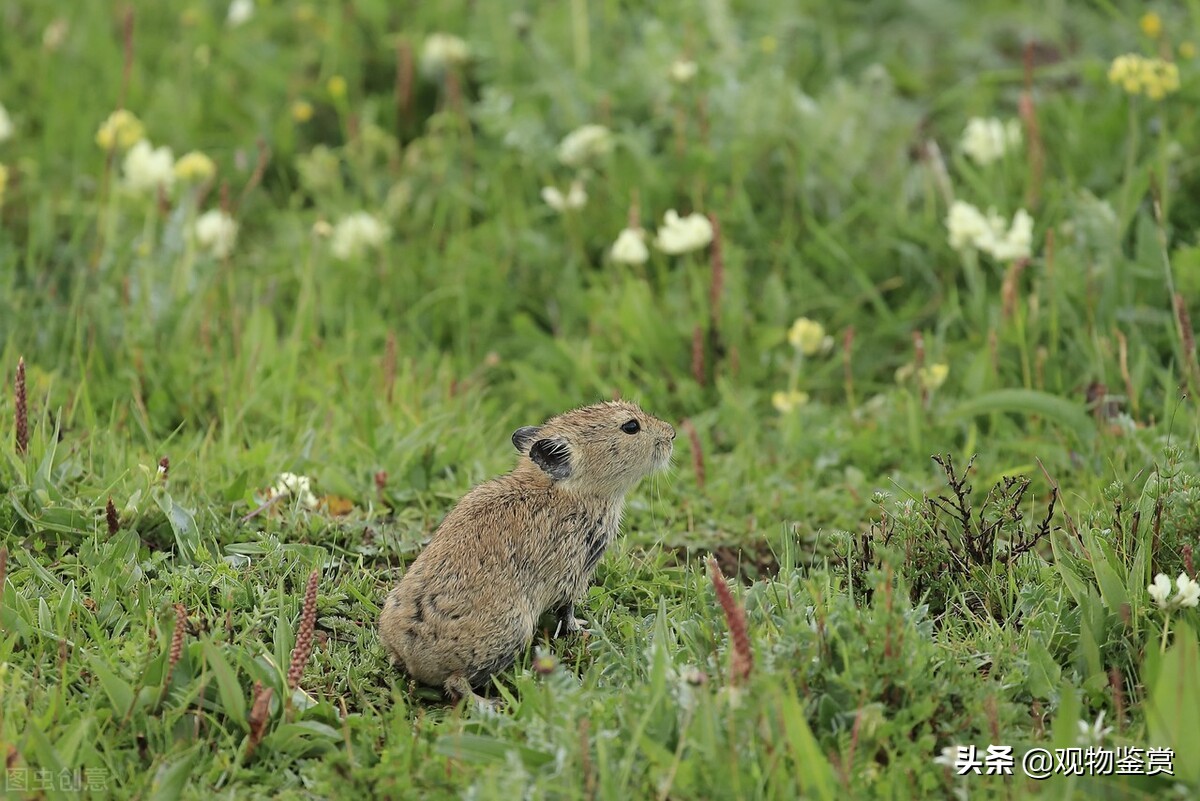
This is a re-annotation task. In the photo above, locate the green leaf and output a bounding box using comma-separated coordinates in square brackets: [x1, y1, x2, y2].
[946, 389, 1095, 445]
[1081, 528, 1129, 614]
[1146, 622, 1200, 783]
[1023, 637, 1062, 701]
[433, 734, 555, 771]
[261, 722, 341, 758]
[155, 490, 202, 563]
[201, 641, 248, 730]
[147, 749, 200, 801]
[778, 683, 837, 801]
[89, 657, 135, 716]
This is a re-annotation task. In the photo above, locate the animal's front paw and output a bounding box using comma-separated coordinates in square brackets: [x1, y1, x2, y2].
[554, 616, 588, 638]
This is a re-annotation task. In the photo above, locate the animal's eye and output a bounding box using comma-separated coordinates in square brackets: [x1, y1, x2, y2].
[621, 419, 640, 435]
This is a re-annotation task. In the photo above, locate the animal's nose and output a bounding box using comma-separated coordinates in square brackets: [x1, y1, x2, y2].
[668, 425, 677, 440]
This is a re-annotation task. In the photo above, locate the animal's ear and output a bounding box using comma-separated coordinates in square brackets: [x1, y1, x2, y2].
[511, 426, 542, 453]
[529, 437, 572, 480]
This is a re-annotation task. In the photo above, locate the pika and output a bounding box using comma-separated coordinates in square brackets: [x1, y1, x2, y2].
[379, 400, 675, 701]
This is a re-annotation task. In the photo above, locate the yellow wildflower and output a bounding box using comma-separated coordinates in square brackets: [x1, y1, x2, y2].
[327, 75, 347, 99]
[1181, 42, 1197, 60]
[760, 35, 777, 54]
[772, 390, 809, 414]
[95, 109, 145, 151]
[291, 100, 314, 123]
[1139, 12, 1162, 39]
[787, 318, 826, 356]
[918, 363, 950, 392]
[174, 151, 216, 182]
[1107, 53, 1180, 99]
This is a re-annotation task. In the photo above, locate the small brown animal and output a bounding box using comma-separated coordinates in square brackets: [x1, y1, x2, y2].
[379, 400, 675, 702]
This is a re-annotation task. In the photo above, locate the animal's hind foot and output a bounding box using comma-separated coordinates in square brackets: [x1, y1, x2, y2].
[444, 675, 504, 711]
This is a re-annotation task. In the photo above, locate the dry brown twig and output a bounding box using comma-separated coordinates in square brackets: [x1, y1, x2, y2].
[287, 569, 321, 695]
[707, 557, 752, 685]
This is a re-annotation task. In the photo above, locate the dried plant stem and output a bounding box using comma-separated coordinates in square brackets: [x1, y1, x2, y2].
[681, 419, 705, 491]
[245, 681, 274, 760]
[691, 326, 705, 386]
[106, 498, 120, 535]
[287, 569, 320, 694]
[164, 604, 187, 692]
[14, 357, 27, 455]
[707, 557, 752, 685]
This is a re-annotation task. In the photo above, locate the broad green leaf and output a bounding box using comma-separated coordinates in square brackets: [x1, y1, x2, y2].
[1146, 622, 1200, 783]
[1024, 637, 1062, 701]
[89, 657, 135, 716]
[778, 684, 837, 801]
[201, 641, 247, 730]
[147, 749, 200, 801]
[947, 389, 1095, 445]
[433, 734, 555, 771]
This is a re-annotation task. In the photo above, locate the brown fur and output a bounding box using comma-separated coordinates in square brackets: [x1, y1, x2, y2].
[379, 400, 675, 701]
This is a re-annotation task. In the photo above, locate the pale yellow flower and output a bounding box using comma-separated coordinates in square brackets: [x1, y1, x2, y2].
[1107, 54, 1180, 99]
[772, 390, 809, 414]
[419, 33, 470, 77]
[653, 210, 712, 254]
[330, 212, 390, 260]
[960, 117, 1021, 166]
[610, 228, 649, 265]
[787, 318, 826, 356]
[918, 363, 949, 391]
[291, 100, 314, 123]
[95, 109, 145, 151]
[541, 180, 587, 212]
[327, 75, 347, 99]
[0, 103, 13, 143]
[1181, 42, 1197, 60]
[1140, 12, 1162, 39]
[0, 164, 8, 203]
[192, 209, 238, 257]
[226, 0, 254, 28]
[669, 59, 699, 83]
[556, 124, 613, 167]
[122, 140, 175, 194]
[174, 151, 216, 182]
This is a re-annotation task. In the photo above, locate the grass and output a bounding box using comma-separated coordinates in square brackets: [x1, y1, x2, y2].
[1, 0, 1199, 798]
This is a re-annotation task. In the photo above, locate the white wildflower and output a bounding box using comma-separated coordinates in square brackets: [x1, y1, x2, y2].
[1177, 573, 1200, 608]
[772, 390, 809, 413]
[226, 0, 254, 27]
[669, 59, 699, 83]
[653, 209, 713, 254]
[946, 200, 1033, 262]
[419, 33, 470, 77]
[1151, 572, 1200, 610]
[122, 140, 175, 194]
[541, 180, 587, 212]
[787, 318, 826, 356]
[192, 209, 238, 258]
[610, 227, 649, 265]
[271, 472, 318, 510]
[990, 209, 1033, 261]
[1076, 710, 1113, 746]
[42, 17, 69, 51]
[0, 104, 13, 143]
[330, 211, 391, 261]
[556, 124, 613, 168]
[1149, 573, 1174, 608]
[961, 117, 1021, 166]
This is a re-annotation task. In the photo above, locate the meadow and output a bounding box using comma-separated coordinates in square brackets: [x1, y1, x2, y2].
[1, 0, 1199, 798]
